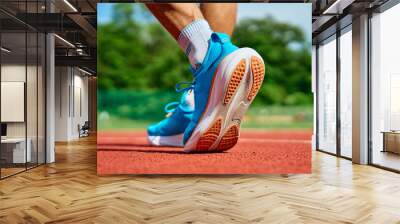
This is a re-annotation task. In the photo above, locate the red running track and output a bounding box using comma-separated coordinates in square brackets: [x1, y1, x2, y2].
[97, 130, 312, 174]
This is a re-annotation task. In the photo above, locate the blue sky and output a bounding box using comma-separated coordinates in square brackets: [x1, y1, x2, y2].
[98, 3, 311, 39]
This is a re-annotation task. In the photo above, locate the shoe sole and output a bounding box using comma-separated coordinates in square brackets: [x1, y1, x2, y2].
[184, 48, 265, 152]
[148, 134, 184, 147]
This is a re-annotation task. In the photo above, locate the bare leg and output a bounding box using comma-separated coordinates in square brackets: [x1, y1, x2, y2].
[145, 3, 237, 67]
[145, 3, 204, 40]
[200, 3, 237, 36]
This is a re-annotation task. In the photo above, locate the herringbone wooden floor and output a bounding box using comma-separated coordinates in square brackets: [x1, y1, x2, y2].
[1, 135, 400, 224]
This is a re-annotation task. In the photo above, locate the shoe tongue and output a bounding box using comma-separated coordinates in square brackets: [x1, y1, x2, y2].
[180, 90, 195, 111]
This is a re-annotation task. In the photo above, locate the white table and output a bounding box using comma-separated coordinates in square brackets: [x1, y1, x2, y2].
[1, 138, 31, 163]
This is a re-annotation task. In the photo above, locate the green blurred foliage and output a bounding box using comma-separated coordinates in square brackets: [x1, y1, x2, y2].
[98, 4, 191, 93]
[232, 18, 312, 105]
[98, 90, 179, 121]
[98, 4, 312, 107]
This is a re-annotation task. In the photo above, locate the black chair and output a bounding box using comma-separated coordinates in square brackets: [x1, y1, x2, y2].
[79, 121, 90, 138]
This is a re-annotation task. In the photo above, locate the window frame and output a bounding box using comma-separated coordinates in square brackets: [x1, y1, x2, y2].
[315, 22, 353, 160]
[367, 1, 400, 173]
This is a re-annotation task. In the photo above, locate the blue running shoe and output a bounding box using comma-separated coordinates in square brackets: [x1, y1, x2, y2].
[147, 90, 194, 147]
[183, 32, 265, 152]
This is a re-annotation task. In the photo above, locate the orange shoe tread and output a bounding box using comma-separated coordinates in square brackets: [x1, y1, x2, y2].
[196, 119, 222, 151]
[216, 125, 239, 151]
[247, 56, 265, 101]
[223, 59, 246, 105]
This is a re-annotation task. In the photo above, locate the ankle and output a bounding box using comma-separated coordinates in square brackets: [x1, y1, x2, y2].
[178, 19, 212, 69]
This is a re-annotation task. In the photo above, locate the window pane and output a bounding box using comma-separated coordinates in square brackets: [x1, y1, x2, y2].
[371, 4, 400, 171]
[340, 28, 352, 158]
[318, 36, 337, 154]
[38, 32, 45, 165]
[1, 23, 27, 177]
[0, 0, 46, 179]
[27, 30, 38, 169]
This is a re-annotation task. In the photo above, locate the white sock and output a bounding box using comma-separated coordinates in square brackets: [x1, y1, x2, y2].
[178, 19, 212, 69]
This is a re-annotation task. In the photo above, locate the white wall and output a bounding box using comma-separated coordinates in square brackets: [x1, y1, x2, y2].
[1, 65, 26, 140]
[1, 65, 25, 81]
[1, 82, 25, 122]
[72, 73, 89, 138]
[55, 67, 89, 141]
[1, 63, 46, 164]
[55, 66, 70, 141]
[1, 65, 30, 139]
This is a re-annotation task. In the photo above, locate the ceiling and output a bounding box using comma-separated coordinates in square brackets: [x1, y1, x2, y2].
[312, 0, 391, 43]
[1, 0, 98, 74]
